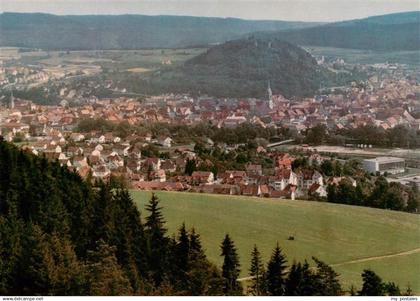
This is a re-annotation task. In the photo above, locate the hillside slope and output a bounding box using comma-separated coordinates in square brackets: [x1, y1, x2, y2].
[258, 11, 420, 51]
[131, 38, 345, 98]
[132, 190, 420, 292]
[0, 12, 321, 50]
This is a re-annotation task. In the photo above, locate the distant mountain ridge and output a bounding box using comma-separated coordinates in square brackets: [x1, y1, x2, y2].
[0, 12, 321, 50]
[256, 11, 420, 51]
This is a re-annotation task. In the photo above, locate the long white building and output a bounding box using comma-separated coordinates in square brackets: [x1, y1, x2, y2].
[362, 157, 405, 175]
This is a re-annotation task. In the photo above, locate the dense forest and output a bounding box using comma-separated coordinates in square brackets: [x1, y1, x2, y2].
[0, 12, 319, 50]
[258, 11, 420, 51]
[0, 12, 418, 51]
[127, 38, 360, 98]
[0, 138, 414, 295]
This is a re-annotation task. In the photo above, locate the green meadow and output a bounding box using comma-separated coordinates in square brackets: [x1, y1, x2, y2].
[131, 190, 420, 293]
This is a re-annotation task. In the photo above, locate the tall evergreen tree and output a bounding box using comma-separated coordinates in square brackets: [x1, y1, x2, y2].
[312, 257, 342, 295]
[220, 234, 242, 295]
[266, 243, 287, 296]
[285, 261, 304, 296]
[111, 189, 147, 292]
[285, 260, 320, 296]
[248, 245, 266, 295]
[15, 223, 51, 295]
[359, 269, 384, 296]
[171, 223, 191, 292]
[145, 193, 170, 286]
[86, 239, 133, 295]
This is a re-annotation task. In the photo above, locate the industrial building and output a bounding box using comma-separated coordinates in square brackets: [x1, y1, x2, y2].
[362, 157, 405, 175]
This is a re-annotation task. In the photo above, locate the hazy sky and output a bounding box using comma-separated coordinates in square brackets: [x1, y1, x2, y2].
[1, 0, 419, 22]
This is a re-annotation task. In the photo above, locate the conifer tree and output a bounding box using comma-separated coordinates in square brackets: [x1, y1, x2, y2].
[248, 244, 266, 295]
[285, 261, 303, 296]
[189, 227, 203, 259]
[265, 243, 287, 296]
[186, 228, 224, 295]
[175, 223, 190, 273]
[359, 269, 384, 296]
[171, 223, 191, 292]
[16, 223, 51, 295]
[285, 260, 320, 296]
[312, 257, 342, 295]
[220, 234, 242, 295]
[86, 239, 133, 295]
[145, 193, 169, 285]
[111, 189, 147, 292]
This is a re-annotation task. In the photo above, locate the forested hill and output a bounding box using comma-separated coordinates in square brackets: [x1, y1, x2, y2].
[257, 11, 420, 51]
[0, 137, 226, 295]
[0, 12, 321, 50]
[0, 138, 413, 296]
[130, 38, 349, 98]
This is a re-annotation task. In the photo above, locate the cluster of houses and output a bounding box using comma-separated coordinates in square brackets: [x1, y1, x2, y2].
[0, 59, 418, 201]
[1, 60, 419, 141]
[132, 153, 355, 200]
[0, 106, 360, 200]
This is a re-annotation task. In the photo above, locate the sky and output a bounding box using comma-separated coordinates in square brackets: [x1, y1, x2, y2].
[1, 0, 419, 22]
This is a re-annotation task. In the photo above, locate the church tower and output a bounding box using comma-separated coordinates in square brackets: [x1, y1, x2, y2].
[267, 81, 273, 110]
[10, 90, 15, 109]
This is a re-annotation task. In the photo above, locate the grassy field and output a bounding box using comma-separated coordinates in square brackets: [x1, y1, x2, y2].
[131, 190, 420, 293]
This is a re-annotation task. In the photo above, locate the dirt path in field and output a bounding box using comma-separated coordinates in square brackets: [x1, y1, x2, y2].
[331, 247, 420, 267]
[238, 247, 420, 282]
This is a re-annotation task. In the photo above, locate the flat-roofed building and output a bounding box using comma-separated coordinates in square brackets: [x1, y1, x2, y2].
[363, 157, 405, 175]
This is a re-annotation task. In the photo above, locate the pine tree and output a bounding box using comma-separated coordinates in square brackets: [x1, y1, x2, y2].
[312, 257, 342, 295]
[15, 223, 51, 295]
[86, 239, 133, 295]
[358, 269, 384, 296]
[189, 227, 203, 259]
[186, 227, 224, 296]
[0, 207, 24, 295]
[220, 234, 242, 295]
[111, 189, 147, 292]
[285, 261, 303, 296]
[285, 260, 320, 296]
[172, 223, 191, 292]
[266, 243, 287, 296]
[248, 244, 265, 295]
[145, 193, 169, 286]
[42, 233, 86, 295]
[176, 223, 190, 272]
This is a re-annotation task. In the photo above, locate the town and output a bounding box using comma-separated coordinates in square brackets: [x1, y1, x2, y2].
[1, 56, 419, 210]
[1, 7, 420, 297]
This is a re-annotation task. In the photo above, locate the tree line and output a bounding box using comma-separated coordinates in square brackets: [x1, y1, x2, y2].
[0, 138, 414, 295]
[305, 124, 420, 149]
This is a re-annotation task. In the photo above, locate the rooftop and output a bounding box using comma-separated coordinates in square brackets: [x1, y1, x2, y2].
[364, 156, 405, 163]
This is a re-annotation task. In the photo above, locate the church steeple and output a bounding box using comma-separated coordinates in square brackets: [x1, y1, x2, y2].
[267, 81, 273, 110]
[10, 90, 15, 109]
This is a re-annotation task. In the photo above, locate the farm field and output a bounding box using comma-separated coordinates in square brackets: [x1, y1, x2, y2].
[131, 190, 420, 293]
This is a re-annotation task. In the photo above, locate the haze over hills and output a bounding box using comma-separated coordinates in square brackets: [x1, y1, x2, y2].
[130, 38, 347, 98]
[257, 11, 420, 51]
[0, 12, 321, 50]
